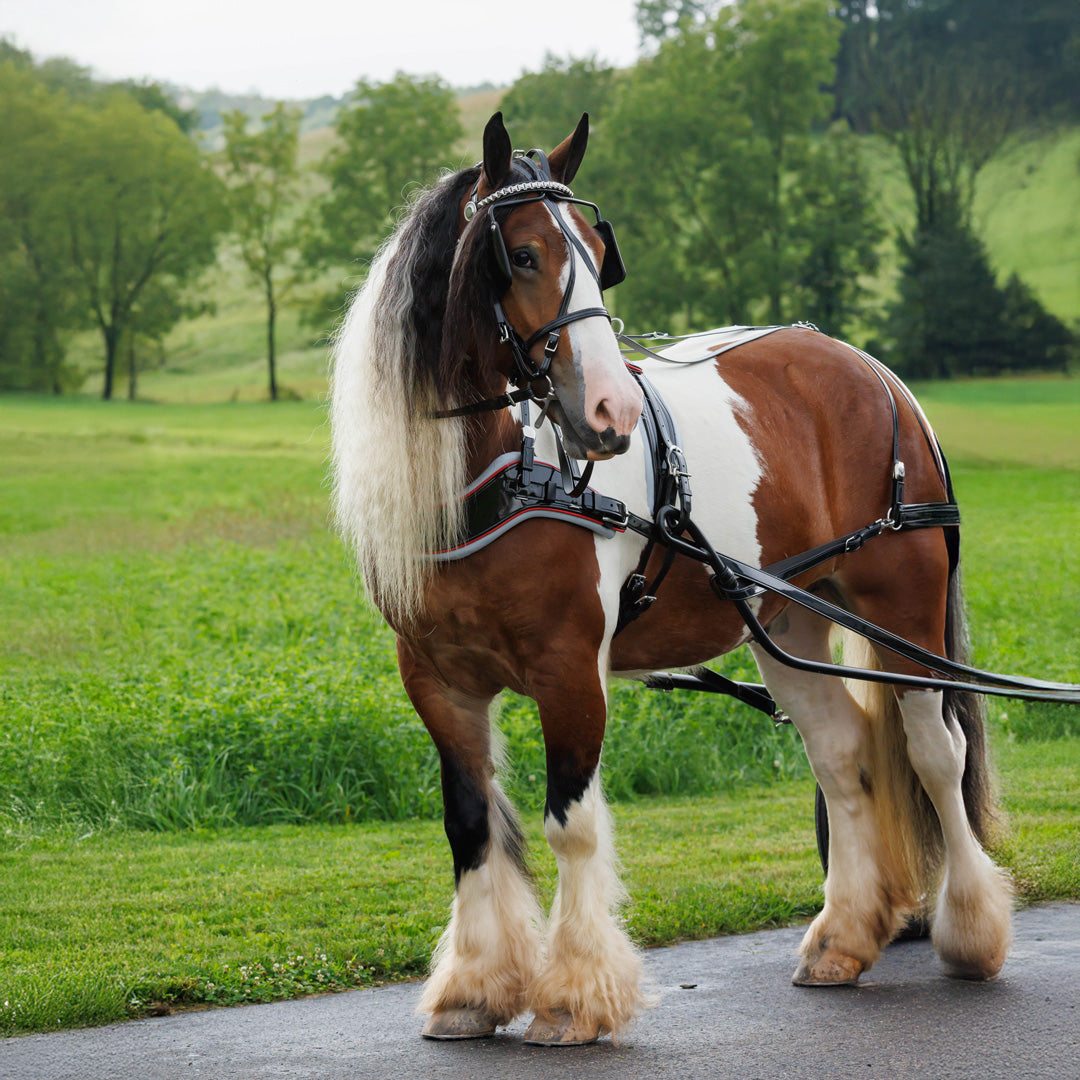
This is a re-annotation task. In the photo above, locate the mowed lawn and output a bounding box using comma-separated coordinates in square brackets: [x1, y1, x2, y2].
[1, 378, 1078, 1036]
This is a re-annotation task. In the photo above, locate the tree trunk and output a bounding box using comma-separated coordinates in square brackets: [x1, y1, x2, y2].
[102, 324, 118, 401]
[126, 330, 137, 401]
[265, 269, 278, 402]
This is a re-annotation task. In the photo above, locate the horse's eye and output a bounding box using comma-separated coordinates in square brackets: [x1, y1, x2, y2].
[511, 248, 535, 269]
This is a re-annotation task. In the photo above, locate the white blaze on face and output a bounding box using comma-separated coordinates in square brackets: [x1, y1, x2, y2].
[554, 209, 642, 441]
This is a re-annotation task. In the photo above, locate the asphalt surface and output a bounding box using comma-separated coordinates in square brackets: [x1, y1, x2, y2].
[3, 902, 1077, 1080]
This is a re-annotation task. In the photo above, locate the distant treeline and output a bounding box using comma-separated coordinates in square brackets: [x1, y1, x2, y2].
[832, 0, 1080, 130]
[1, 0, 1077, 399]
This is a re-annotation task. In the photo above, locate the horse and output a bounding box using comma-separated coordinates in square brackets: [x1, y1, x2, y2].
[328, 112, 1013, 1045]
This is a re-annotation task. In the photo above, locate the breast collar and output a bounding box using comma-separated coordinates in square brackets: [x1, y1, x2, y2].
[423, 367, 684, 563]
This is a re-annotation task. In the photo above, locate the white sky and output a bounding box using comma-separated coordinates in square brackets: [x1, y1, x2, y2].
[1, 0, 643, 99]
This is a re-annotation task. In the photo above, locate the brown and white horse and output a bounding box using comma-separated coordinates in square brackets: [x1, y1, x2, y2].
[329, 114, 1012, 1045]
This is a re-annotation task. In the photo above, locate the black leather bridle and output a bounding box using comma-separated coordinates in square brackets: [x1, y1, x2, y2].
[431, 150, 625, 421]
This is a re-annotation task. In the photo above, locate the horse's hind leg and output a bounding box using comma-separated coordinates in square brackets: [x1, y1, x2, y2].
[398, 642, 543, 1039]
[524, 668, 644, 1045]
[839, 537, 1012, 980]
[895, 688, 1012, 979]
[750, 606, 916, 985]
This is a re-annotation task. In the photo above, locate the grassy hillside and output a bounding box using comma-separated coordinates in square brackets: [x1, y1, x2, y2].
[63, 98, 1077, 406]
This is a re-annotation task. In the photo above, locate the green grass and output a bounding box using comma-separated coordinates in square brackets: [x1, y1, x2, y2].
[0, 395, 809, 836]
[1, 378, 1077, 1035]
[1, 738, 1075, 1036]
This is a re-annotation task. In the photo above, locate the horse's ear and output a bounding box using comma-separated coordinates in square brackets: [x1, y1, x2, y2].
[480, 112, 513, 196]
[549, 113, 589, 185]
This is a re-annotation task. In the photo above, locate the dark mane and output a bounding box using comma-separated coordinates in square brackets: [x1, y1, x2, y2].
[439, 157, 563, 409]
[383, 158, 566, 412]
[379, 165, 484, 409]
[438, 210, 505, 409]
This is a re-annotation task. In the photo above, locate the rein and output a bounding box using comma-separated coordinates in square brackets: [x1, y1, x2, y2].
[429, 329, 1080, 711]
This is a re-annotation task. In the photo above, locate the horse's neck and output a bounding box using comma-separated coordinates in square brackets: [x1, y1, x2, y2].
[465, 410, 521, 480]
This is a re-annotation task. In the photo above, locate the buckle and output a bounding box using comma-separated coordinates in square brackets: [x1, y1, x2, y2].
[666, 445, 689, 478]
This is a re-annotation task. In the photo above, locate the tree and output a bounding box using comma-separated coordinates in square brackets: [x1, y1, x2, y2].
[790, 124, 884, 337]
[886, 214, 1076, 377]
[0, 62, 85, 392]
[873, 44, 1021, 234]
[599, 0, 881, 333]
[730, 0, 843, 322]
[500, 55, 618, 150]
[223, 103, 308, 401]
[61, 92, 229, 399]
[832, 0, 1080, 128]
[887, 216, 1007, 378]
[635, 0, 722, 47]
[114, 79, 199, 134]
[866, 17, 1076, 377]
[307, 72, 462, 295]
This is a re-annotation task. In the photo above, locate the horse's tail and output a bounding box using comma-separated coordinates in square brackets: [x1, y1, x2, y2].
[838, 455, 994, 913]
[940, 460, 994, 845]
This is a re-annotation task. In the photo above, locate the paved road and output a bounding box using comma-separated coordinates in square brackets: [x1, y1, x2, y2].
[3, 903, 1077, 1080]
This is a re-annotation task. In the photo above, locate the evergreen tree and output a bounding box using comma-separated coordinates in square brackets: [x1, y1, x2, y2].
[888, 213, 1075, 377]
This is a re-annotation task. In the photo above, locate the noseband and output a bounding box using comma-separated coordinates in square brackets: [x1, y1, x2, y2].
[432, 151, 625, 421]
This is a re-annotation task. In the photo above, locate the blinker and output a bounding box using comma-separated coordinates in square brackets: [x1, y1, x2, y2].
[594, 218, 626, 291]
[488, 204, 625, 296]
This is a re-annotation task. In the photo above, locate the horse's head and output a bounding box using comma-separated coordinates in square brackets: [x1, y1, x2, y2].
[451, 112, 642, 460]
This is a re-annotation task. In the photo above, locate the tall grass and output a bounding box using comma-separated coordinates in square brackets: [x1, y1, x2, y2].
[2, 385, 1077, 836]
[1, 397, 808, 834]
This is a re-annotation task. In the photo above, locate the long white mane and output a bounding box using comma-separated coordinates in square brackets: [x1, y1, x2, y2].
[329, 176, 468, 626]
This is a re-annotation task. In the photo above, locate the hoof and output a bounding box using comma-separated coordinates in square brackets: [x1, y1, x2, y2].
[421, 1007, 498, 1040]
[792, 948, 864, 987]
[940, 951, 1006, 981]
[524, 1009, 606, 1046]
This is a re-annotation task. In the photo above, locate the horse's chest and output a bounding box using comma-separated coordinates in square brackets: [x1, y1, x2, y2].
[648, 363, 764, 565]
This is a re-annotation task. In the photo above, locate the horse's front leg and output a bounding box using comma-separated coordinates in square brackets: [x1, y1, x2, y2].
[524, 663, 645, 1045]
[398, 640, 543, 1040]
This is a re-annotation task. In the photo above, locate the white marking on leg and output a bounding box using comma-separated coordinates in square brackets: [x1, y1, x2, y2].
[532, 773, 644, 1035]
[898, 691, 1012, 978]
[419, 779, 543, 1025]
[750, 614, 919, 974]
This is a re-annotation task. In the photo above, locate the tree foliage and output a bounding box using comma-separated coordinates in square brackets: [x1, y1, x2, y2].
[3, 3, 1076, 394]
[500, 55, 618, 150]
[635, 0, 722, 47]
[887, 216, 1076, 377]
[597, 0, 881, 334]
[63, 93, 228, 399]
[833, 0, 1080, 129]
[0, 55, 228, 397]
[308, 73, 462, 285]
[861, 4, 1077, 376]
[223, 103, 308, 401]
[0, 64, 84, 392]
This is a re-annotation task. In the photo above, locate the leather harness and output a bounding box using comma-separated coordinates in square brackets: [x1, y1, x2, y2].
[424, 164, 1080, 713]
